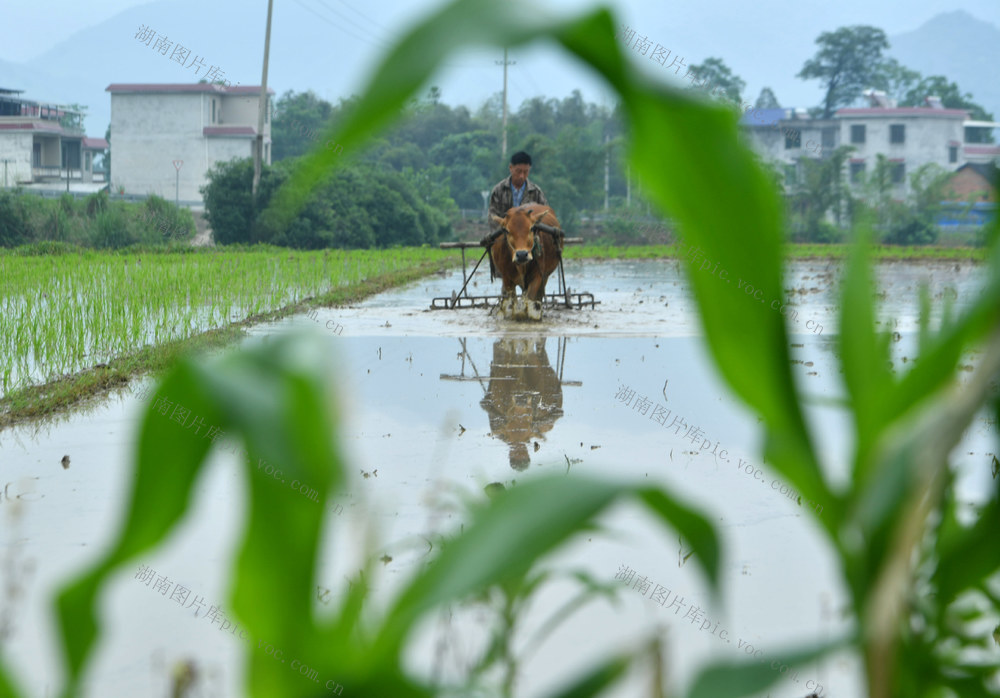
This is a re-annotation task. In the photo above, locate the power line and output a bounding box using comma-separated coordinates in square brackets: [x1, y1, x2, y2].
[313, 0, 393, 46]
[331, 0, 392, 33]
[291, 0, 392, 50]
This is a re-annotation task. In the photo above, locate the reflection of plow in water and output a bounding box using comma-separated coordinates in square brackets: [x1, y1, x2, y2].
[429, 239, 598, 311]
[440, 337, 580, 470]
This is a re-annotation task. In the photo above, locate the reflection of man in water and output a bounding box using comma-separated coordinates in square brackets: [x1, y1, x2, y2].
[479, 336, 564, 470]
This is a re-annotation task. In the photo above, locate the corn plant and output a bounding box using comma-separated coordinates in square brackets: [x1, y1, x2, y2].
[0, 0, 998, 696]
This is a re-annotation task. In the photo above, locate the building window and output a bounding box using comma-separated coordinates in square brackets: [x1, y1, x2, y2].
[821, 128, 836, 148]
[850, 162, 866, 183]
[212, 99, 216, 123]
[850, 124, 865, 144]
[949, 145, 958, 163]
[889, 124, 905, 144]
[891, 162, 905, 184]
[784, 129, 801, 149]
[783, 163, 797, 185]
[965, 126, 988, 143]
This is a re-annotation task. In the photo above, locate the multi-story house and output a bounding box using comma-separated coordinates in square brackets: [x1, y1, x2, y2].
[106, 83, 274, 204]
[0, 86, 106, 188]
[740, 92, 1000, 200]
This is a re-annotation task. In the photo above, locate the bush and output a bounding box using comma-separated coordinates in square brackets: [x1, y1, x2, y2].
[201, 159, 257, 245]
[0, 191, 32, 247]
[882, 206, 938, 246]
[203, 157, 452, 249]
[85, 189, 109, 216]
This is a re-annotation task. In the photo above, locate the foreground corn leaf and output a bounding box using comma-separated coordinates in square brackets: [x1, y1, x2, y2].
[686, 640, 843, 698]
[50, 332, 720, 697]
[55, 336, 345, 698]
[267, 0, 832, 531]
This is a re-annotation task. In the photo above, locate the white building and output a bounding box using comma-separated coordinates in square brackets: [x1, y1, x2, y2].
[0, 86, 106, 188]
[740, 93, 1000, 198]
[106, 83, 274, 204]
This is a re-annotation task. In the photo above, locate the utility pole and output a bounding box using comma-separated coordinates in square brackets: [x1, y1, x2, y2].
[495, 48, 515, 162]
[626, 164, 631, 208]
[253, 0, 274, 197]
[603, 133, 610, 211]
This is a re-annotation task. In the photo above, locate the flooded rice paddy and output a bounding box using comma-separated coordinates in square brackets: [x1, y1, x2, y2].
[0, 257, 995, 697]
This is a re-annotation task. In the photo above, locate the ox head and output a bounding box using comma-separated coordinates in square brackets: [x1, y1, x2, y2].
[489, 207, 548, 265]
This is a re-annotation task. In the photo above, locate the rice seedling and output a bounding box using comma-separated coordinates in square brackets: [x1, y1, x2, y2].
[0, 246, 451, 398]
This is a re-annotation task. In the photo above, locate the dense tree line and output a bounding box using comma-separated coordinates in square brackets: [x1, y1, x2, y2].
[204, 21, 994, 249]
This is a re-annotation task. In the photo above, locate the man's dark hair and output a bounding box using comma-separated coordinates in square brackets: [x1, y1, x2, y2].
[510, 151, 532, 166]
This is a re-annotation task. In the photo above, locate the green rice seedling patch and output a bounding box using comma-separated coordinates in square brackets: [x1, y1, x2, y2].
[0, 246, 454, 409]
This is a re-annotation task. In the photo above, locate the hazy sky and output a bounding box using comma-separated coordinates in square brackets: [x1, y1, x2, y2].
[4, 0, 998, 64]
[3, 0, 998, 132]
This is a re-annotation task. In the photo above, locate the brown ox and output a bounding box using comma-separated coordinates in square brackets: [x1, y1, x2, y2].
[488, 204, 562, 320]
[479, 336, 564, 470]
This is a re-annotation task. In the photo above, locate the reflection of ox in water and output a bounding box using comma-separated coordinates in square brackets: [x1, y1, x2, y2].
[488, 204, 563, 321]
[479, 336, 565, 470]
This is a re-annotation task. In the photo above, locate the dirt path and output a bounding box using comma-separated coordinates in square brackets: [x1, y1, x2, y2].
[191, 210, 213, 246]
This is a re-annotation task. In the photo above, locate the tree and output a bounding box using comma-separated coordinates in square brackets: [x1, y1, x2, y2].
[103, 124, 111, 183]
[872, 57, 921, 104]
[754, 87, 780, 109]
[58, 103, 86, 132]
[797, 25, 889, 118]
[900, 74, 994, 121]
[685, 57, 745, 104]
[788, 145, 853, 240]
[271, 90, 334, 161]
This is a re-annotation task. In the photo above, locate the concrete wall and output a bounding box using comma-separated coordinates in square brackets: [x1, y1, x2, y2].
[0, 131, 33, 185]
[743, 113, 968, 199]
[110, 91, 270, 203]
[222, 93, 271, 137]
[111, 93, 208, 200]
[838, 115, 963, 189]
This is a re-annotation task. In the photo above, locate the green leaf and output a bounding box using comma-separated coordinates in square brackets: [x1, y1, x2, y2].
[839, 229, 894, 474]
[637, 488, 720, 587]
[265, 0, 833, 532]
[54, 335, 346, 698]
[686, 640, 841, 698]
[0, 657, 23, 698]
[546, 655, 631, 698]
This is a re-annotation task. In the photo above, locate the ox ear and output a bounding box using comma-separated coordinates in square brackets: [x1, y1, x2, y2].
[530, 208, 548, 224]
[489, 213, 506, 228]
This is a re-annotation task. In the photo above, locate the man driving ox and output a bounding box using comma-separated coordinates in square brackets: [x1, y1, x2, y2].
[481, 151, 548, 247]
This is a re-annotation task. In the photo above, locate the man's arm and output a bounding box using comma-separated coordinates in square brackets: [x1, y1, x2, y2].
[489, 182, 507, 220]
[528, 183, 548, 206]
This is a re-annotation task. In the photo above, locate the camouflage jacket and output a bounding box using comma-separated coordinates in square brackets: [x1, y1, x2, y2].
[488, 176, 548, 220]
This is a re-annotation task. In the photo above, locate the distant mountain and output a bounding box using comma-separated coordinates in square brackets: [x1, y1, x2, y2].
[7, 0, 604, 140]
[888, 10, 1000, 119]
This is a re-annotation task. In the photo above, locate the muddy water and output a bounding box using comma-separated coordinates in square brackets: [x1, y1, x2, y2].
[0, 258, 994, 698]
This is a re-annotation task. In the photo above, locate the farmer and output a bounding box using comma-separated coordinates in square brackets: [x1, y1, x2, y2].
[480, 151, 548, 248]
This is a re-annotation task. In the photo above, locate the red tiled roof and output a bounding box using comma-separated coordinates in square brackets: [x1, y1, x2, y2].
[836, 107, 968, 117]
[203, 126, 256, 136]
[106, 83, 275, 95]
[82, 137, 109, 149]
